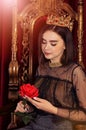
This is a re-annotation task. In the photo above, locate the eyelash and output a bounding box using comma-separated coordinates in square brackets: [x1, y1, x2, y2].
[41, 41, 46, 44]
[51, 43, 57, 46]
[41, 41, 57, 46]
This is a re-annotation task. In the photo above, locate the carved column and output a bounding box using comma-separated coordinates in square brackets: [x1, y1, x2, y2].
[77, 0, 84, 67]
[8, 0, 19, 100]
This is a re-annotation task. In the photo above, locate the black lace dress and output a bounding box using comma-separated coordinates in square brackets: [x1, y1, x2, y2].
[16, 62, 86, 130]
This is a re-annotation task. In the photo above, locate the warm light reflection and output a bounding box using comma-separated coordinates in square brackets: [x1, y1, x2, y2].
[3, 0, 17, 6]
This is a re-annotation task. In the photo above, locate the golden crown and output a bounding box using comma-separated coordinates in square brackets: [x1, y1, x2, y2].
[46, 1, 76, 31]
[46, 13, 74, 31]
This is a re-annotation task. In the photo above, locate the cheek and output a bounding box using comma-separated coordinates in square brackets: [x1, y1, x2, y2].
[60, 45, 65, 50]
[54, 45, 65, 53]
[41, 44, 45, 50]
[58, 43, 65, 50]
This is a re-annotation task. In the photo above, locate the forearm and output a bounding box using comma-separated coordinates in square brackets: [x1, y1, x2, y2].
[56, 108, 86, 122]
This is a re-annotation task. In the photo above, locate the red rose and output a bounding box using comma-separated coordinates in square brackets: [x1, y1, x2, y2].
[19, 83, 39, 98]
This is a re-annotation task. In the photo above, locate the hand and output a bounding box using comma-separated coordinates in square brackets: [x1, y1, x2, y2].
[25, 96, 57, 115]
[15, 101, 30, 113]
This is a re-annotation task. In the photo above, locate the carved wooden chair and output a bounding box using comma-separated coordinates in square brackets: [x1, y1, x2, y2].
[8, 0, 84, 129]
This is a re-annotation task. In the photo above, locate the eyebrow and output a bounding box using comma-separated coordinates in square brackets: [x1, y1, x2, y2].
[42, 38, 58, 43]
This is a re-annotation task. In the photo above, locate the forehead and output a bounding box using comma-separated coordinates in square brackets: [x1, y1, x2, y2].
[42, 30, 62, 40]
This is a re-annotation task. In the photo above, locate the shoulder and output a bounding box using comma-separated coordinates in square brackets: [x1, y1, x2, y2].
[71, 63, 86, 77]
[65, 62, 86, 78]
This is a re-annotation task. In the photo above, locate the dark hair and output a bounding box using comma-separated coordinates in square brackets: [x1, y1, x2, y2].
[38, 24, 75, 65]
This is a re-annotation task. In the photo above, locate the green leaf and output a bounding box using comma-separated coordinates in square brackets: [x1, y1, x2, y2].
[22, 114, 33, 125]
[14, 111, 36, 125]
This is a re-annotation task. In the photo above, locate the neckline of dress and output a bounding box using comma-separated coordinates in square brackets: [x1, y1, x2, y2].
[49, 61, 62, 68]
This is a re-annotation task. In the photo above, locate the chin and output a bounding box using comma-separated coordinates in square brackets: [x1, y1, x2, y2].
[44, 56, 51, 60]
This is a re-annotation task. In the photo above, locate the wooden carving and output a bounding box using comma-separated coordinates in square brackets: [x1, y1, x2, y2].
[8, 0, 84, 100]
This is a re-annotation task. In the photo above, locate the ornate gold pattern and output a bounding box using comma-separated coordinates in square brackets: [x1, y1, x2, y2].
[8, 0, 84, 128]
[9, 1, 19, 85]
[77, 0, 84, 67]
[8, 0, 84, 100]
[46, 14, 74, 31]
[8, 0, 19, 100]
[18, 0, 77, 84]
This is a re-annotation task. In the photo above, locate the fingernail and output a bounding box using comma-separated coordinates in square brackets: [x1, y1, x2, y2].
[25, 95, 28, 98]
[33, 97, 37, 99]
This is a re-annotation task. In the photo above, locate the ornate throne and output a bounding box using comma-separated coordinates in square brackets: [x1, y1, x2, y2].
[8, 0, 84, 129]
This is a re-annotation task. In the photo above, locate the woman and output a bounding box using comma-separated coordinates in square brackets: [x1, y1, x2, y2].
[15, 24, 86, 130]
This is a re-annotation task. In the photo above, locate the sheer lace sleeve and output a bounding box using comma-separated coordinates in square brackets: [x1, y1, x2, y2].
[73, 66, 86, 110]
[57, 66, 86, 122]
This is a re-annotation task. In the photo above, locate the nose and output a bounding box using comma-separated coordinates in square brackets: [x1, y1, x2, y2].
[44, 43, 50, 50]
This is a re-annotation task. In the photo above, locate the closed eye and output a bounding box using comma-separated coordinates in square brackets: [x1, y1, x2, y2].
[41, 38, 58, 46]
[50, 40, 58, 46]
[50, 42, 57, 46]
[41, 38, 47, 44]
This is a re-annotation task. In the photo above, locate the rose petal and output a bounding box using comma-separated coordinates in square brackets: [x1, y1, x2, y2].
[19, 83, 39, 98]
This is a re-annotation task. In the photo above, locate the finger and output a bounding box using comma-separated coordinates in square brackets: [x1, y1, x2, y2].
[18, 102, 25, 109]
[25, 104, 30, 112]
[15, 106, 25, 113]
[25, 96, 40, 107]
[16, 105, 25, 112]
[15, 101, 26, 113]
[25, 96, 32, 101]
[25, 96, 36, 104]
[33, 97, 43, 102]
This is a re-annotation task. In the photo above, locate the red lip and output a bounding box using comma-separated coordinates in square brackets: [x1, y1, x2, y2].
[44, 52, 51, 55]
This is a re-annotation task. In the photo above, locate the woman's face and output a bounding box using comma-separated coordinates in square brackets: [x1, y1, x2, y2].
[41, 30, 65, 63]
